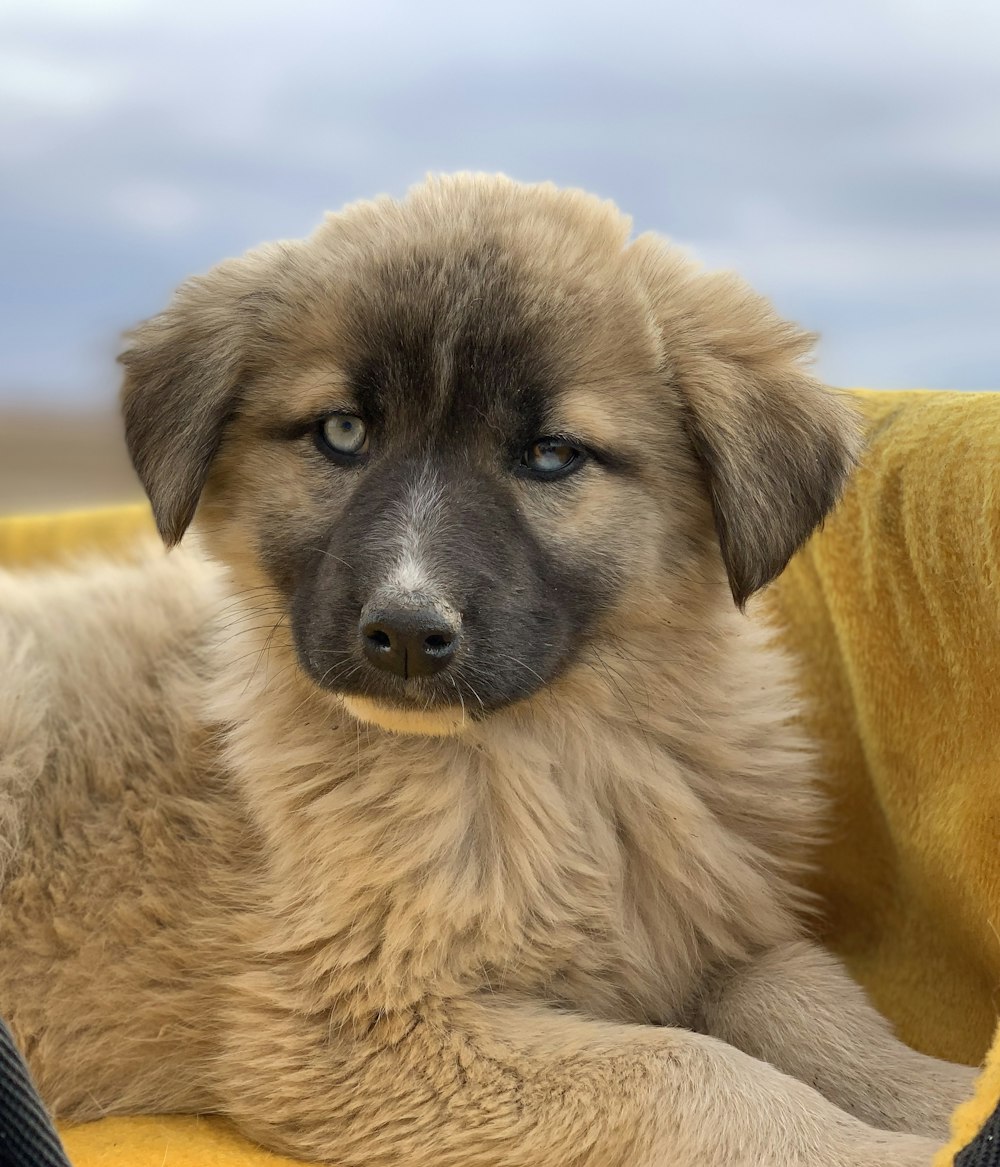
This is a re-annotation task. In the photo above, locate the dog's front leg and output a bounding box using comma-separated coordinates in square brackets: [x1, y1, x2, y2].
[695, 939, 976, 1140]
[216, 984, 938, 1166]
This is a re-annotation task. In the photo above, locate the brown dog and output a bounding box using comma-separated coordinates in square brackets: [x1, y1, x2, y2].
[0, 174, 975, 1165]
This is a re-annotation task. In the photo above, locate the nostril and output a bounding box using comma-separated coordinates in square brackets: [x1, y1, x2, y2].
[363, 625, 392, 651]
[423, 632, 453, 655]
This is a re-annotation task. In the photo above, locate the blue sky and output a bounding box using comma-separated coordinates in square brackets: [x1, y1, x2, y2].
[1, 0, 998, 408]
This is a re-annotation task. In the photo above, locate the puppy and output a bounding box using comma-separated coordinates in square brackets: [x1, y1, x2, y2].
[0, 174, 975, 1166]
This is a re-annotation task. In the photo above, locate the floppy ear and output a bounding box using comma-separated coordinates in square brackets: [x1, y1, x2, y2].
[680, 359, 861, 608]
[636, 247, 863, 607]
[118, 261, 258, 546]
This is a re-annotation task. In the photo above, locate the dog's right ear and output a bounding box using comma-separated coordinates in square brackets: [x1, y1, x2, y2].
[629, 236, 862, 608]
[119, 260, 260, 546]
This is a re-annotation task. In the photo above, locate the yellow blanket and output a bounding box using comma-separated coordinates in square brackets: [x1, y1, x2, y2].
[765, 390, 1000, 1164]
[1, 388, 997, 1165]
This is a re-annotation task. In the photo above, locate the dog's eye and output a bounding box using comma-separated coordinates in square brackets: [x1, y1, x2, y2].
[317, 414, 368, 460]
[520, 438, 585, 478]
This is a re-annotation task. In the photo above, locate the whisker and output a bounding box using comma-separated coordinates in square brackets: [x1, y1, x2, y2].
[260, 659, 300, 696]
[500, 653, 547, 688]
[589, 647, 655, 764]
[303, 544, 355, 571]
[460, 673, 486, 714]
[448, 674, 467, 725]
[242, 615, 288, 695]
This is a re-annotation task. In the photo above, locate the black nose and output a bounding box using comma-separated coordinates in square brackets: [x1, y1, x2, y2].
[360, 606, 459, 678]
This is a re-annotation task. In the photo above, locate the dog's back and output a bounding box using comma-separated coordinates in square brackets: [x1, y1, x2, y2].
[0, 549, 248, 1116]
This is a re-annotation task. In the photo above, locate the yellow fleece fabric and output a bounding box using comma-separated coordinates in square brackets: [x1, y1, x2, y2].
[0, 388, 997, 1165]
[764, 389, 1000, 1165]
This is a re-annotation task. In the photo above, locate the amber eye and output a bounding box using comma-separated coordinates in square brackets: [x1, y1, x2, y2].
[317, 414, 368, 460]
[520, 437, 585, 478]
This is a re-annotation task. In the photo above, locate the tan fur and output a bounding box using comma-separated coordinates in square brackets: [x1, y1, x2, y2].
[341, 695, 467, 736]
[0, 175, 974, 1165]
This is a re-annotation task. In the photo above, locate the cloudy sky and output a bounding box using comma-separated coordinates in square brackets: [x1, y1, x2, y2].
[1, 0, 997, 409]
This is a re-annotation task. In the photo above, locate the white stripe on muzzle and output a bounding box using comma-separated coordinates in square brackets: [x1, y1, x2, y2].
[377, 464, 458, 621]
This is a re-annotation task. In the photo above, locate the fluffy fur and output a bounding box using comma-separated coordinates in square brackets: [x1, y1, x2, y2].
[0, 175, 975, 1165]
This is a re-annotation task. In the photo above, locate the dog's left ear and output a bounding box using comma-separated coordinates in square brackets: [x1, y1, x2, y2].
[636, 245, 863, 608]
[119, 257, 267, 546]
[680, 357, 861, 608]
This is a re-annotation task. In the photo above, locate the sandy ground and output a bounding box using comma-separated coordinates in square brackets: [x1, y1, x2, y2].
[0, 411, 144, 516]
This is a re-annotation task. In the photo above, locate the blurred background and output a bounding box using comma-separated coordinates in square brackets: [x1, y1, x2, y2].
[2, 0, 998, 514]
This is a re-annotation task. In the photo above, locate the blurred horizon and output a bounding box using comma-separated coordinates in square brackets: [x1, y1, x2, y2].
[2, 0, 998, 423]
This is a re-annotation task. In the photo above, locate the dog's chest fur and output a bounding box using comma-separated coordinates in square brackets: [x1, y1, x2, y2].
[214, 593, 812, 1029]
[0, 550, 821, 1116]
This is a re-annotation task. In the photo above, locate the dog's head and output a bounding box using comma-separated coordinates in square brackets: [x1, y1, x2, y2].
[120, 174, 860, 734]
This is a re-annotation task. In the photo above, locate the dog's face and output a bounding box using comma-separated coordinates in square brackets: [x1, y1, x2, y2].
[120, 175, 860, 734]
